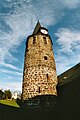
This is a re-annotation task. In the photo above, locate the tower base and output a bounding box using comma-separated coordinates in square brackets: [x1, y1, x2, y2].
[21, 95, 57, 110]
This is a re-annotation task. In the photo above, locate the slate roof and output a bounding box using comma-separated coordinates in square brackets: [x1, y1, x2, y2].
[33, 21, 41, 35]
[58, 63, 80, 86]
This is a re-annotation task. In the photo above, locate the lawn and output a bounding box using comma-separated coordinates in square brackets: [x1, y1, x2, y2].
[0, 99, 20, 108]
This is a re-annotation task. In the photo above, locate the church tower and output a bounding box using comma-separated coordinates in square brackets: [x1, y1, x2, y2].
[22, 21, 58, 108]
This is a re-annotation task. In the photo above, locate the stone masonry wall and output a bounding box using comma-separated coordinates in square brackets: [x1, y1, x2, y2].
[22, 34, 58, 100]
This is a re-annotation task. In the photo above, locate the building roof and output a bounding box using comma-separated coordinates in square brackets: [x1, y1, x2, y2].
[33, 21, 41, 35]
[58, 63, 80, 86]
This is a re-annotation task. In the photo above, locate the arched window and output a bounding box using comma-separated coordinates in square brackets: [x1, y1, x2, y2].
[43, 37, 47, 44]
[33, 36, 36, 44]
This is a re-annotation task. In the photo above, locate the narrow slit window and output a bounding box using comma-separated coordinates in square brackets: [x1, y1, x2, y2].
[38, 87, 40, 93]
[46, 74, 48, 79]
[43, 37, 47, 44]
[33, 36, 36, 44]
[46, 74, 48, 82]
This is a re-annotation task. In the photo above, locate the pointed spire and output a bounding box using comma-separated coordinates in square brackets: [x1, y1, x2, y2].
[33, 20, 41, 34]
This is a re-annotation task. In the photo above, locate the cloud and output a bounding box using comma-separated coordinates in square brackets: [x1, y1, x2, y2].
[0, 61, 21, 71]
[59, 0, 80, 8]
[0, 74, 22, 92]
[0, 0, 80, 70]
[55, 53, 80, 75]
[0, 81, 22, 92]
[0, 68, 23, 76]
[55, 28, 80, 53]
[0, 0, 63, 70]
[55, 28, 80, 75]
[0, 29, 22, 70]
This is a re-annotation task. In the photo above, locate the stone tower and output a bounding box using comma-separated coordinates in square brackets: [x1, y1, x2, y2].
[22, 21, 58, 108]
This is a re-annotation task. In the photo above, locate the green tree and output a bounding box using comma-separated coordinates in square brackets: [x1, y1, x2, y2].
[0, 89, 4, 99]
[4, 89, 12, 99]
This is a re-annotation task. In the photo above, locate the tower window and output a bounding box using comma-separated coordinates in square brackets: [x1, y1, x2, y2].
[46, 74, 48, 79]
[33, 36, 36, 44]
[44, 56, 47, 60]
[38, 87, 40, 93]
[46, 74, 49, 82]
[43, 37, 47, 44]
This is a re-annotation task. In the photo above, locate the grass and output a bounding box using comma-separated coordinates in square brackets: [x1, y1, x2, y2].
[0, 99, 20, 108]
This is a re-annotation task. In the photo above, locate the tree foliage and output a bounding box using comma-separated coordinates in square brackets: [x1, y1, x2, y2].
[0, 89, 4, 99]
[4, 89, 12, 99]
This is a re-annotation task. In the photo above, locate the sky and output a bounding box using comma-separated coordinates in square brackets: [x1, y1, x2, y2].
[0, 0, 80, 92]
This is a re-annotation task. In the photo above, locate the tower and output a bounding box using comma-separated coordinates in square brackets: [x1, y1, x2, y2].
[22, 21, 58, 109]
